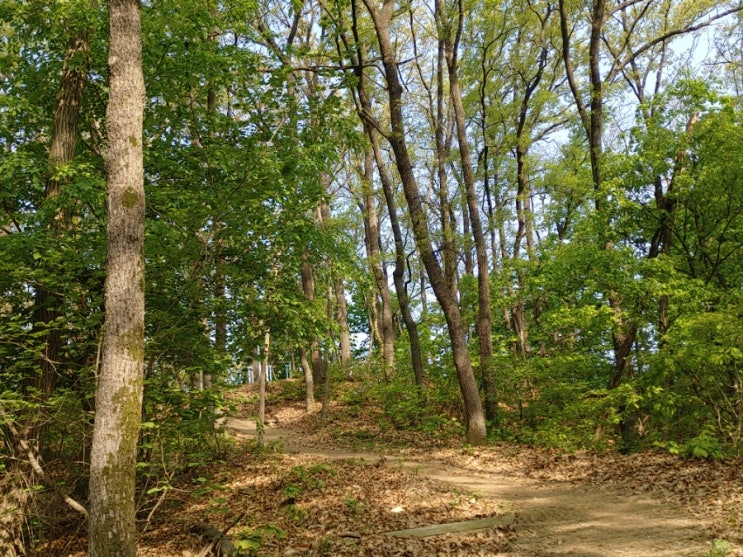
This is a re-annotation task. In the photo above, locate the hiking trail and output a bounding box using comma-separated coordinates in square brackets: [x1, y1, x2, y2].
[226, 416, 711, 557]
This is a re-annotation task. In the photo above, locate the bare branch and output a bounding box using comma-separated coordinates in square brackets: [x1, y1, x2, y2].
[607, 5, 743, 82]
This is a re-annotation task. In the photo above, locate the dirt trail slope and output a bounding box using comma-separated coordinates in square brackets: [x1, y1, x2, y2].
[226, 417, 710, 557]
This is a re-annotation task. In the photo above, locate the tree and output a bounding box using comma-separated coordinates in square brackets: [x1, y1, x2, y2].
[0, 3, 100, 552]
[558, 0, 743, 391]
[88, 0, 145, 555]
[356, 0, 487, 444]
[438, 0, 496, 425]
[356, 145, 396, 370]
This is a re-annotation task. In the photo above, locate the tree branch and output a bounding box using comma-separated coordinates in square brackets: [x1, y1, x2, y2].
[0, 404, 88, 517]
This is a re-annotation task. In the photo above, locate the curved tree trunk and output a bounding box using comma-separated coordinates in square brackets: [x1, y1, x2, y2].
[88, 1, 146, 555]
[442, 0, 496, 425]
[344, 15, 425, 388]
[372, 133, 426, 393]
[299, 347, 315, 412]
[360, 0, 487, 445]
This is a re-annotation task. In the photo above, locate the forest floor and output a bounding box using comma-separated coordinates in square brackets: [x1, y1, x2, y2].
[46, 380, 743, 556]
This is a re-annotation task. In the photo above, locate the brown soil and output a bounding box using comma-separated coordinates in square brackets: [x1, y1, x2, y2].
[227, 415, 716, 557]
[43, 384, 743, 556]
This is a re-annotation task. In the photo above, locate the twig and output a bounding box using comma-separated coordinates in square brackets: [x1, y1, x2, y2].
[140, 444, 175, 535]
[196, 512, 245, 557]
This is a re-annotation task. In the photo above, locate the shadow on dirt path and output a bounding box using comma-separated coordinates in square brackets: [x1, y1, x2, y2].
[225, 417, 710, 557]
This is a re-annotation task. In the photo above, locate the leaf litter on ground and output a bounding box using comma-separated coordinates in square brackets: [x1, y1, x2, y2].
[43, 380, 743, 555]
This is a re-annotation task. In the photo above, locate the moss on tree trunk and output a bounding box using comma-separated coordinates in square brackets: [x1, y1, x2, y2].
[88, 1, 146, 556]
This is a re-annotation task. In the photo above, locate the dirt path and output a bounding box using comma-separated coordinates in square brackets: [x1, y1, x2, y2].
[226, 417, 710, 557]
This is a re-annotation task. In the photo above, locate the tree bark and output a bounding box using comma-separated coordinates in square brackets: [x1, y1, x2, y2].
[88, 1, 145, 556]
[360, 0, 487, 445]
[334, 277, 353, 376]
[358, 146, 395, 369]
[300, 252, 324, 392]
[372, 134, 426, 393]
[299, 347, 315, 412]
[344, 13, 425, 388]
[1, 33, 88, 557]
[442, 0, 496, 425]
[24, 33, 89, 458]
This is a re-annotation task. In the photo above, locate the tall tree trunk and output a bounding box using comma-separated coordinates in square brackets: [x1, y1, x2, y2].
[510, 12, 551, 358]
[316, 181, 353, 375]
[1, 34, 88, 557]
[442, 0, 496, 425]
[344, 13, 426, 389]
[372, 133, 426, 393]
[300, 252, 324, 390]
[434, 38, 457, 293]
[512, 140, 532, 357]
[559, 0, 637, 390]
[88, 1, 145, 556]
[360, 0, 487, 445]
[648, 113, 697, 339]
[28, 34, 88, 441]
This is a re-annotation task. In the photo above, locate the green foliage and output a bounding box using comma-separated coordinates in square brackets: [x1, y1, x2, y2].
[284, 464, 334, 490]
[234, 524, 287, 556]
[659, 429, 726, 461]
[273, 463, 334, 523]
[344, 495, 363, 516]
[706, 539, 734, 557]
[370, 373, 426, 429]
[647, 294, 743, 453]
[137, 383, 234, 505]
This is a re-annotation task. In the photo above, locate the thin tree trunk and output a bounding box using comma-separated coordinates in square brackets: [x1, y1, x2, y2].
[205, 11, 221, 389]
[360, 0, 487, 444]
[2, 34, 88, 557]
[316, 183, 353, 374]
[366, 288, 382, 358]
[300, 252, 324, 388]
[345, 0, 425, 395]
[88, 1, 146, 555]
[257, 346, 265, 423]
[257, 331, 270, 445]
[560, 0, 637, 390]
[320, 352, 331, 423]
[334, 278, 353, 377]
[434, 38, 457, 293]
[510, 16, 550, 358]
[442, 0, 496, 425]
[299, 347, 315, 412]
[648, 113, 697, 338]
[358, 146, 395, 369]
[371, 134, 426, 393]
